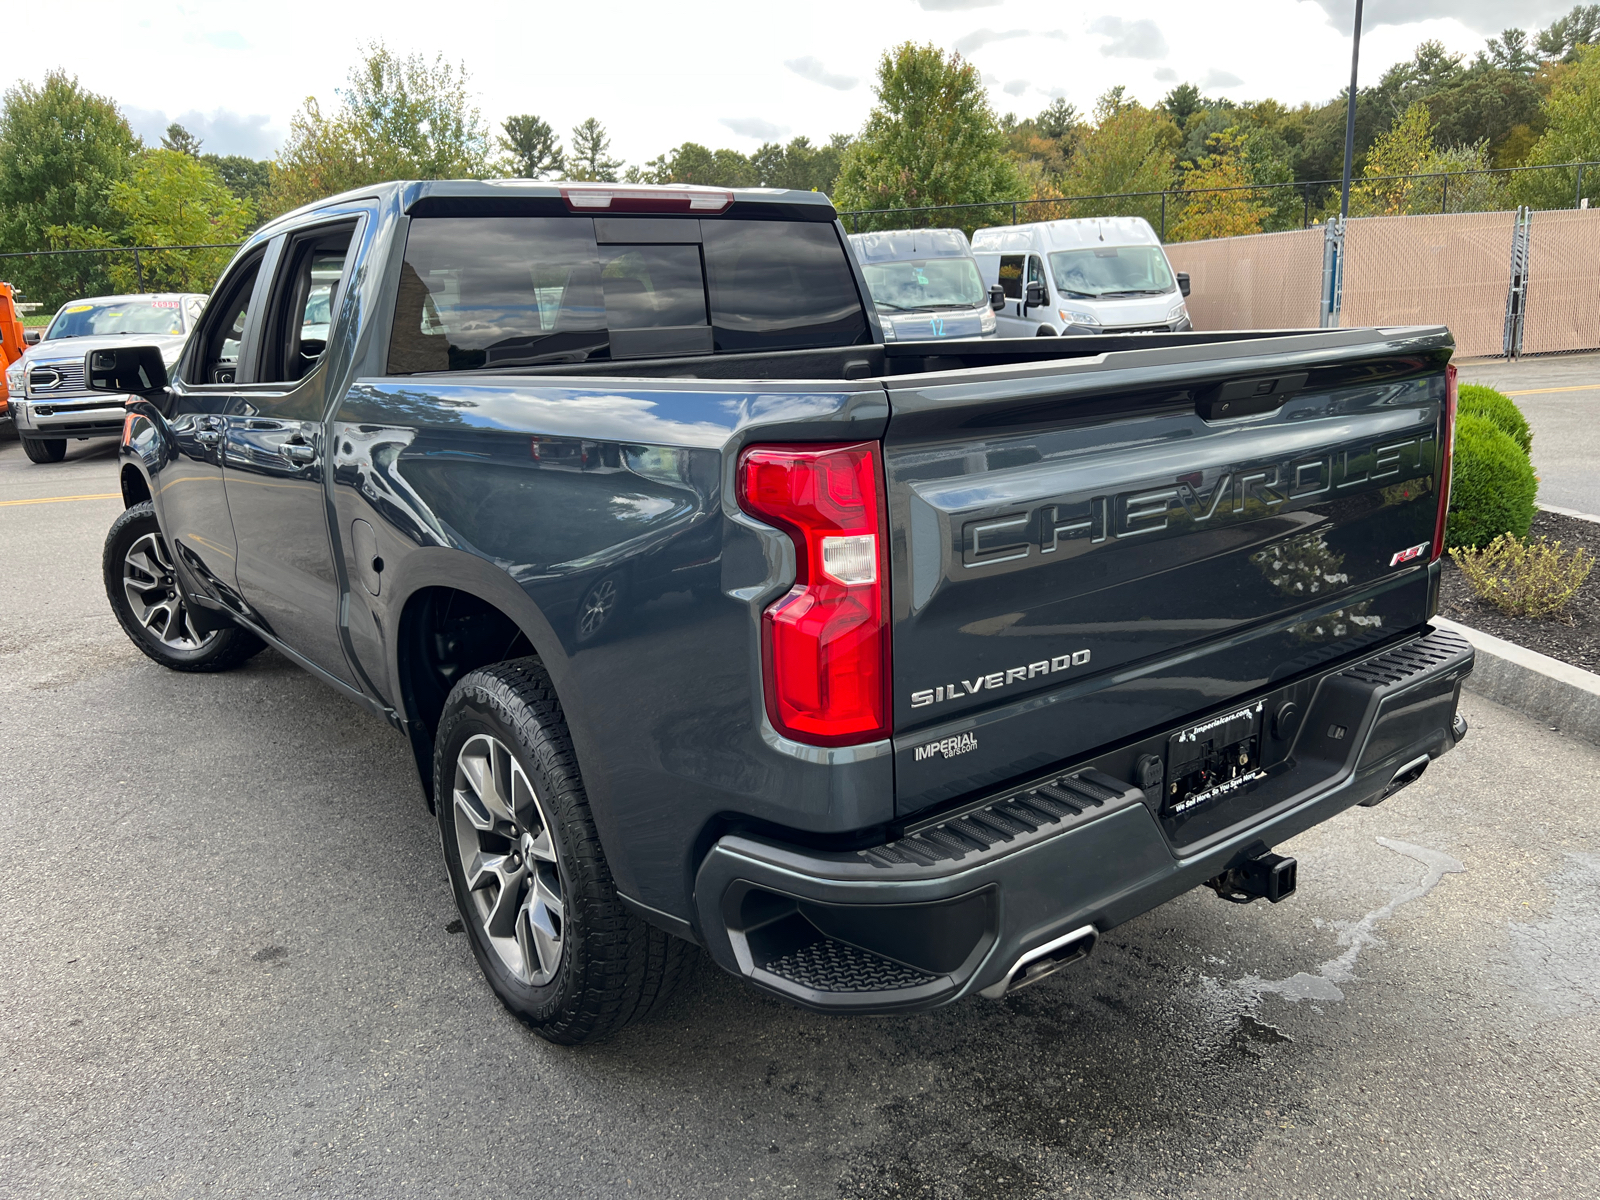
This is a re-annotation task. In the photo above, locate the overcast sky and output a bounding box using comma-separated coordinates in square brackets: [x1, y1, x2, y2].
[11, 0, 1563, 163]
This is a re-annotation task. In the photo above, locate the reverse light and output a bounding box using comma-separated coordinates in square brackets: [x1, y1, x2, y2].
[737, 442, 891, 746]
[1432, 363, 1458, 563]
[559, 183, 734, 214]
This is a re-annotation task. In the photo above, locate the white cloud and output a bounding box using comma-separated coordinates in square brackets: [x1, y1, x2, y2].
[720, 117, 790, 141]
[954, 27, 1029, 53]
[1002, 78, 1030, 96]
[915, 0, 1001, 9]
[1088, 16, 1169, 60]
[123, 106, 281, 158]
[1204, 69, 1244, 88]
[1308, 0, 1566, 35]
[784, 56, 858, 90]
[1154, 67, 1179, 82]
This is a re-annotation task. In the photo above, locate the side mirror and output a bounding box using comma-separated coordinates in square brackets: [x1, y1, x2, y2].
[23, 329, 39, 345]
[1024, 281, 1046, 308]
[1177, 272, 1191, 297]
[86, 345, 169, 398]
[989, 284, 1005, 311]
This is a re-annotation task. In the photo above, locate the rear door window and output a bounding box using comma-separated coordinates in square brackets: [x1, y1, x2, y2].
[701, 220, 867, 352]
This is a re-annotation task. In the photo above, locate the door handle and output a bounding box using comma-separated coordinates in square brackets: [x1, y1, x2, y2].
[281, 439, 315, 465]
[195, 429, 221, 445]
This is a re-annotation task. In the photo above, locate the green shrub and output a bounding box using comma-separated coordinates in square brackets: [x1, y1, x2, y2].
[1458, 383, 1532, 455]
[1450, 534, 1594, 618]
[1445, 412, 1537, 550]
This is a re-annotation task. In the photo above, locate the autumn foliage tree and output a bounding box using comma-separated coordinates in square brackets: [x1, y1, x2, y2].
[1167, 131, 1269, 240]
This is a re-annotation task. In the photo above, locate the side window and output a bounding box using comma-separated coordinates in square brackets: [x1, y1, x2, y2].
[193, 254, 264, 385]
[1027, 256, 1047, 290]
[998, 254, 1024, 300]
[261, 224, 356, 384]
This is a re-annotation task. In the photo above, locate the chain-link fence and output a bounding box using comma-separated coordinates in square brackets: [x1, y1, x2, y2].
[1163, 228, 1324, 331]
[1520, 208, 1600, 356]
[1339, 212, 1519, 359]
[840, 161, 1600, 240]
[0, 243, 242, 317]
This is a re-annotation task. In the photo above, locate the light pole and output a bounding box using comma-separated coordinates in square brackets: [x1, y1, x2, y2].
[1339, 0, 1365, 220]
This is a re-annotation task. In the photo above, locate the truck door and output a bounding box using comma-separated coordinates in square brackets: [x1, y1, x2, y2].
[994, 253, 1029, 337]
[157, 243, 278, 608]
[219, 217, 363, 685]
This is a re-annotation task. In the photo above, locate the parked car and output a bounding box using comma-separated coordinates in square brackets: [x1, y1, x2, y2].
[847, 228, 999, 341]
[92, 180, 1470, 1044]
[9, 292, 207, 463]
[971, 217, 1192, 337]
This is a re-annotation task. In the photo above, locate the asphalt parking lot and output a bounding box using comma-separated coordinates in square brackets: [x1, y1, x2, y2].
[2, 432, 1597, 1200]
[1461, 352, 1600, 516]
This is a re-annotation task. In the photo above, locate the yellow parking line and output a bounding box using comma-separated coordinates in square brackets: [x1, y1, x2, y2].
[0, 492, 120, 507]
[1504, 385, 1600, 396]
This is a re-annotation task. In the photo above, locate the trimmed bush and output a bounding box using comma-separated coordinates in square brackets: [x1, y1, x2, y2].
[1445, 412, 1537, 550]
[1458, 383, 1533, 455]
[1450, 534, 1594, 618]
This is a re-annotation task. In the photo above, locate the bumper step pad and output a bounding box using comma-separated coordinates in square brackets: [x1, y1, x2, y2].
[861, 770, 1138, 870]
[763, 938, 937, 993]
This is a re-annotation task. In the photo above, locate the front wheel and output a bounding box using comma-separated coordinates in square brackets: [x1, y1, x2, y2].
[22, 437, 66, 463]
[435, 659, 691, 1044]
[1035, 325, 1058, 337]
[102, 501, 265, 672]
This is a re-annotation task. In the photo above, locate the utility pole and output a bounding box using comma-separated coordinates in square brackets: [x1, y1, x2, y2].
[1339, 0, 1364, 220]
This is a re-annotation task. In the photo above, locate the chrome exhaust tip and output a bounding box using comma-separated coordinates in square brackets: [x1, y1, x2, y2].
[979, 924, 1097, 999]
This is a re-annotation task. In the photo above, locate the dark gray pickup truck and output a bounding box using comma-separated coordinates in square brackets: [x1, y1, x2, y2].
[91, 181, 1472, 1044]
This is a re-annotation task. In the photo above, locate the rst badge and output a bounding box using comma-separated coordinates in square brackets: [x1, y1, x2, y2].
[1389, 541, 1430, 566]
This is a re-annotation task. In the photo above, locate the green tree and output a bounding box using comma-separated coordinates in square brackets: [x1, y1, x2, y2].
[267, 42, 490, 217]
[1514, 43, 1600, 206]
[1057, 88, 1178, 227]
[1536, 5, 1600, 62]
[1168, 131, 1269, 241]
[203, 154, 273, 211]
[1483, 29, 1539, 76]
[162, 121, 203, 156]
[751, 135, 851, 192]
[1160, 82, 1204, 126]
[832, 42, 1026, 228]
[48, 149, 254, 292]
[0, 70, 140, 306]
[568, 117, 622, 181]
[498, 114, 564, 178]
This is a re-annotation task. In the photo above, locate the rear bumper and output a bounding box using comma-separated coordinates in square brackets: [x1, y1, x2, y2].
[693, 626, 1473, 1013]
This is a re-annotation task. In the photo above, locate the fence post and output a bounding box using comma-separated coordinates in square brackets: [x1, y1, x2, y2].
[1577, 164, 1586, 210]
[1503, 207, 1531, 359]
[1320, 217, 1344, 329]
[1303, 185, 1311, 229]
[1160, 192, 1167, 241]
[1440, 175, 1448, 214]
[133, 248, 144, 293]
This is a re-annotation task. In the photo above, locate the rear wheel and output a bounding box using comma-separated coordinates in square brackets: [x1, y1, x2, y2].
[102, 502, 265, 672]
[22, 437, 66, 463]
[435, 659, 691, 1044]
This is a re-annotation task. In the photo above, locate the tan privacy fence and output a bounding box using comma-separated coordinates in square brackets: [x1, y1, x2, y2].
[1166, 207, 1600, 358]
[1164, 229, 1323, 331]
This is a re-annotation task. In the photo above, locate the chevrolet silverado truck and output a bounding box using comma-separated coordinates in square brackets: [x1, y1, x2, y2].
[90, 181, 1472, 1045]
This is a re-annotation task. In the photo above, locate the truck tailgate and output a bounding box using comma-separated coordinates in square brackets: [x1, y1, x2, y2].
[884, 328, 1451, 816]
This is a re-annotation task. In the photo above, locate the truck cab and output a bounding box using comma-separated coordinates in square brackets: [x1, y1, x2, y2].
[972, 217, 1192, 338]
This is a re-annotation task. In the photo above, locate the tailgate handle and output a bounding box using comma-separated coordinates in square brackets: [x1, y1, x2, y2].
[1197, 371, 1308, 421]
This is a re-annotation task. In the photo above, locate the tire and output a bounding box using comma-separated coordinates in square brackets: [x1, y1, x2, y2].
[22, 437, 66, 463]
[1035, 325, 1057, 337]
[435, 658, 692, 1044]
[102, 501, 266, 672]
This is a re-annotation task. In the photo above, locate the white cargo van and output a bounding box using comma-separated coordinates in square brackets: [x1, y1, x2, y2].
[847, 229, 1001, 342]
[970, 217, 1191, 338]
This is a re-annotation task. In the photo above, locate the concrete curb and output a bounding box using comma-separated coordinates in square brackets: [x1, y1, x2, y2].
[1433, 615, 1600, 745]
[1537, 501, 1600, 525]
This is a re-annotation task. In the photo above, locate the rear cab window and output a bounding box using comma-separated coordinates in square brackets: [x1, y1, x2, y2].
[386, 215, 869, 373]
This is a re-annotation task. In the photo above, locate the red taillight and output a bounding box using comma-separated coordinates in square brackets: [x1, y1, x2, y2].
[1432, 363, 1458, 563]
[737, 442, 891, 746]
[559, 183, 734, 214]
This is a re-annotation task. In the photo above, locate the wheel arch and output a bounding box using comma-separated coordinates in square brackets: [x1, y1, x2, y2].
[120, 462, 153, 508]
[386, 550, 576, 807]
